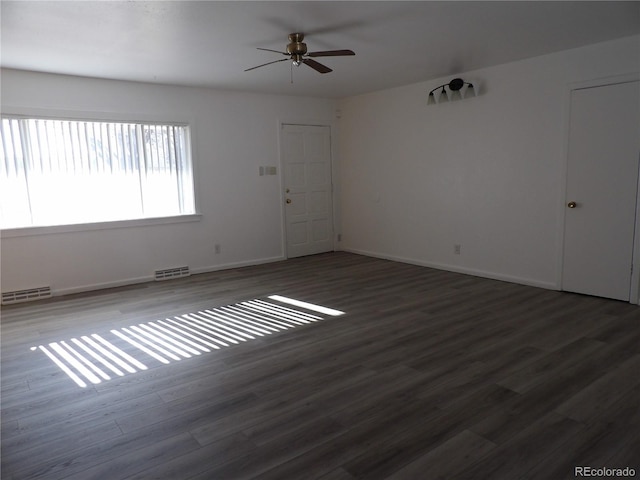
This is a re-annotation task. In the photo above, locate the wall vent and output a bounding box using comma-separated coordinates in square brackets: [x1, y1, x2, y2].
[2, 286, 52, 305]
[154, 266, 190, 281]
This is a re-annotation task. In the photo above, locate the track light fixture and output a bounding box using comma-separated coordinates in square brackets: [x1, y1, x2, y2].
[427, 78, 476, 105]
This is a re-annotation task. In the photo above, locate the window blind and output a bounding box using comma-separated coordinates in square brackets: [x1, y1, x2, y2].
[0, 117, 195, 229]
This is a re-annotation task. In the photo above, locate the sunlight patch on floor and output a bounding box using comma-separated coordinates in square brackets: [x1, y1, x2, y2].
[268, 295, 345, 316]
[31, 296, 344, 388]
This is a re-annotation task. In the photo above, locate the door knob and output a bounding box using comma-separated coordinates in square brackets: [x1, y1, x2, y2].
[567, 201, 577, 208]
[286, 198, 292, 204]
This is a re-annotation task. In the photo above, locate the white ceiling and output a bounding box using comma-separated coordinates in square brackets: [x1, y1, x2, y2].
[2, 1, 639, 99]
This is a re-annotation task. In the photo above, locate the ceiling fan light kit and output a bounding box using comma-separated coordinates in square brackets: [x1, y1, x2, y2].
[427, 78, 476, 105]
[245, 32, 355, 76]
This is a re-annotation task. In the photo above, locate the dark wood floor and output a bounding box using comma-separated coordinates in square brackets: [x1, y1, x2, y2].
[1, 252, 639, 479]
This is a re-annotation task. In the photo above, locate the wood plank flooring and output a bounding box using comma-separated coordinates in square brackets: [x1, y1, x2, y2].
[1, 252, 639, 479]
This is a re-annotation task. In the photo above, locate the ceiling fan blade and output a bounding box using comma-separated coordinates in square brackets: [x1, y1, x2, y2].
[307, 49, 355, 57]
[303, 58, 332, 74]
[245, 58, 289, 72]
[256, 47, 289, 56]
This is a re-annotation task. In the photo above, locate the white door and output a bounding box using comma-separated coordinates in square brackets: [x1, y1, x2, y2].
[562, 80, 640, 301]
[281, 124, 334, 258]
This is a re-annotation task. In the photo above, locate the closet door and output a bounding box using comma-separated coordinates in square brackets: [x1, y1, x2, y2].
[562, 80, 640, 301]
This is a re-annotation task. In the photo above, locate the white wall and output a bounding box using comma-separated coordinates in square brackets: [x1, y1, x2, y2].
[0, 69, 336, 295]
[337, 35, 640, 289]
[2, 35, 639, 298]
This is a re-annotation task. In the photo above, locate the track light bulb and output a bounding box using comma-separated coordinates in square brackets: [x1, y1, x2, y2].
[439, 86, 449, 102]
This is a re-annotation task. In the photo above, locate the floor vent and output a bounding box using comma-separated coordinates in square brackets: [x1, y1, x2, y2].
[2, 286, 52, 305]
[154, 266, 190, 281]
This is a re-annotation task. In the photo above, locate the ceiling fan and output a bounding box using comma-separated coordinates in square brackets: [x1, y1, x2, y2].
[245, 33, 355, 74]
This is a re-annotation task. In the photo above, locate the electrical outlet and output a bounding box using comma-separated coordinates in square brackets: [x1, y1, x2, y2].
[214, 244, 221, 254]
[454, 244, 461, 255]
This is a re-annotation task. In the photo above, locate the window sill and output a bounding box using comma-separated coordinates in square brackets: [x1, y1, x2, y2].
[1, 214, 202, 238]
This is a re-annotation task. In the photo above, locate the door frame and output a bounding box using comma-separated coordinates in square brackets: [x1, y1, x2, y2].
[277, 119, 338, 259]
[557, 73, 640, 304]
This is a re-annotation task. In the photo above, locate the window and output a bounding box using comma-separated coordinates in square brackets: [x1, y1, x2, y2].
[0, 117, 195, 229]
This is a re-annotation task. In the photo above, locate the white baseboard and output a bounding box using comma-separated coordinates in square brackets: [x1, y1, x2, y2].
[51, 255, 286, 298]
[191, 255, 286, 275]
[44, 250, 558, 299]
[342, 247, 559, 291]
[53, 275, 154, 297]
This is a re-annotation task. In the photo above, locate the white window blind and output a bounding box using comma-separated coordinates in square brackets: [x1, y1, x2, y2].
[0, 117, 195, 229]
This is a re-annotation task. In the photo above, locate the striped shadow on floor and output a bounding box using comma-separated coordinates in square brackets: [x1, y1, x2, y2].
[30, 295, 344, 388]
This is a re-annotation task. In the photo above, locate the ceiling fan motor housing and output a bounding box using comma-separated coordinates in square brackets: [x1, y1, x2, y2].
[287, 33, 307, 56]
